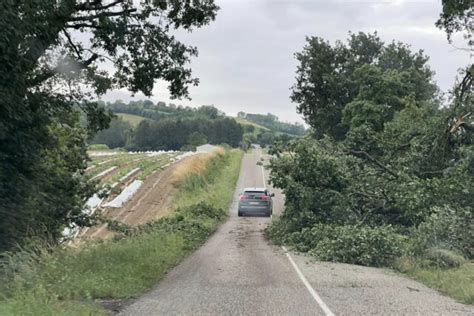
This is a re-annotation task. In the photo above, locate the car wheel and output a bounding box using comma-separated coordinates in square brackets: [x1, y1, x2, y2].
[238, 210, 243, 217]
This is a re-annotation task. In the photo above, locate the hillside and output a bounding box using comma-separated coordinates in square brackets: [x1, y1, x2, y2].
[237, 112, 305, 136]
[234, 117, 269, 131]
[96, 101, 304, 150]
[116, 113, 149, 127]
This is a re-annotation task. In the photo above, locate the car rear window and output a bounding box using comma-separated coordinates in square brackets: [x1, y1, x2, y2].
[244, 191, 266, 198]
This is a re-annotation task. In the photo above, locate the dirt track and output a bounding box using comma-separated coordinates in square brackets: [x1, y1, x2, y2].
[78, 158, 184, 241]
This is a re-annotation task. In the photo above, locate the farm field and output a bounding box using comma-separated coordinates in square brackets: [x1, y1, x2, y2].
[115, 112, 149, 126]
[65, 149, 194, 240]
[234, 117, 269, 131]
[86, 150, 180, 185]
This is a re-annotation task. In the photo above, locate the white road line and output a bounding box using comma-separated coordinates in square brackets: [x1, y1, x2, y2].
[282, 246, 335, 316]
[261, 161, 266, 187]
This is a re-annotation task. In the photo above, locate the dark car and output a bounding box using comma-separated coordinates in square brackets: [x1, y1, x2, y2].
[238, 187, 274, 217]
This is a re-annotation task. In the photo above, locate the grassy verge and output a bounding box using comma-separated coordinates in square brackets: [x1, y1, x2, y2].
[173, 149, 243, 210]
[397, 262, 474, 305]
[0, 149, 243, 315]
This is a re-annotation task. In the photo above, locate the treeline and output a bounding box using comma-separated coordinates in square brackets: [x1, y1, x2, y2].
[266, 32, 473, 268]
[91, 102, 243, 150]
[103, 100, 223, 121]
[132, 117, 242, 150]
[237, 112, 305, 135]
[241, 128, 296, 150]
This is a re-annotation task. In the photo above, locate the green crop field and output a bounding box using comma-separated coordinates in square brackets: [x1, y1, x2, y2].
[116, 113, 149, 126]
[87, 150, 180, 185]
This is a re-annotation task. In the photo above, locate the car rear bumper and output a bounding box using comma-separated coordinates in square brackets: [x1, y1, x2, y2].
[238, 206, 272, 216]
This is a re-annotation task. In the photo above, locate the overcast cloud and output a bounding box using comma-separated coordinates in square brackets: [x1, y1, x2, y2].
[102, 0, 472, 123]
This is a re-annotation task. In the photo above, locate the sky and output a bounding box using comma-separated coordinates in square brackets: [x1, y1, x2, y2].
[102, 0, 472, 123]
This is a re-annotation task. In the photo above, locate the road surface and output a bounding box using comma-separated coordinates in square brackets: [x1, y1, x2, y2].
[121, 148, 474, 315]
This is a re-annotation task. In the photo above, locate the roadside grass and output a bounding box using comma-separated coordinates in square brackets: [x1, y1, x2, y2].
[401, 262, 474, 305]
[173, 149, 243, 210]
[0, 149, 243, 315]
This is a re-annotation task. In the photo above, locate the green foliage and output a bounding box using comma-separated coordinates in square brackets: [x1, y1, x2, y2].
[91, 117, 133, 148]
[0, 111, 96, 251]
[423, 248, 467, 269]
[176, 152, 230, 192]
[291, 32, 436, 140]
[106, 100, 225, 122]
[267, 31, 473, 270]
[97, 101, 243, 150]
[115, 113, 148, 127]
[238, 112, 305, 136]
[266, 220, 404, 267]
[436, 0, 473, 45]
[132, 117, 243, 150]
[257, 131, 277, 147]
[188, 131, 208, 147]
[0, 0, 218, 251]
[411, 206, 473, 259]
[173, 150, 243, 210]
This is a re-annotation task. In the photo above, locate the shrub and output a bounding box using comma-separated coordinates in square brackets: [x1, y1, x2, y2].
[264, 217, 290, 246]
[309, 225, 405, 266]
[422, 248, 467, 269]
[411, 206, 473, 259]
[267, 221, 406, 267]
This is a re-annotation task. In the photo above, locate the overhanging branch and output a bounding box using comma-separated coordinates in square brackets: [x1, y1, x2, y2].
[62, 29, 82, 60]
[28, 54, 99, 87]
[68, 8, 137, 22]
[75, 0, 124, 11]
[66, 22, 103, 29]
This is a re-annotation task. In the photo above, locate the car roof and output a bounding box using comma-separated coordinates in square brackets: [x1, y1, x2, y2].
[243, 187, 267, 192]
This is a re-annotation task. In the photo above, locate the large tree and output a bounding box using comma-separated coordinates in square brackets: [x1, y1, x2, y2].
[291, 32, 436, 140]
[0, 0, 218, 251]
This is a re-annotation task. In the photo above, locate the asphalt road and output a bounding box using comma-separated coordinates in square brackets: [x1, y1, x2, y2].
[121, 148, 474, 316]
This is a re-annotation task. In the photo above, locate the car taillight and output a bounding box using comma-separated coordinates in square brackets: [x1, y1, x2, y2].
[261, 196, 269, 201]
[240, 195, 247, 200]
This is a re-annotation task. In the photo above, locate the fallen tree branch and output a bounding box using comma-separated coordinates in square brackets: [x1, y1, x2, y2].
[449, 112, 472, 134]
[349, 150, 398, 178]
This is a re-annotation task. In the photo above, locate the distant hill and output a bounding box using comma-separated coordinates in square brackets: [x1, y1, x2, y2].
[96, 100, 304, 149]
[116, 113, 149, 127]
[234, 117, 269, 131]
[92, 100, 243, 150]
[103, 100, 223, 122]
[236, 112, 305, 136]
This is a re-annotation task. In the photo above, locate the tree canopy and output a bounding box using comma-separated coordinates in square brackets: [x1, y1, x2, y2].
[0, 0, 218, 251]
[291, 32, 437, 140]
